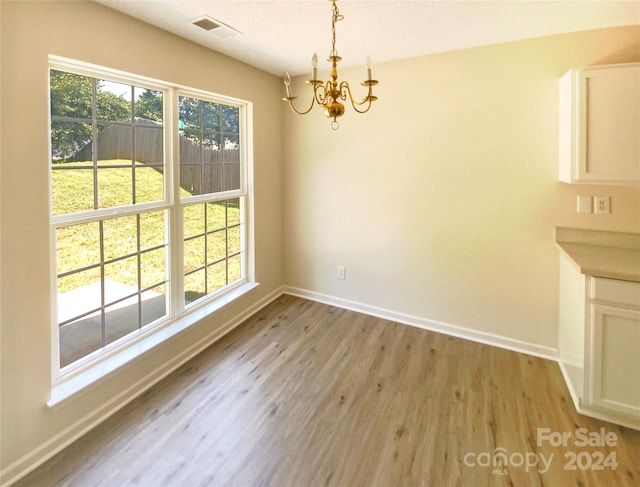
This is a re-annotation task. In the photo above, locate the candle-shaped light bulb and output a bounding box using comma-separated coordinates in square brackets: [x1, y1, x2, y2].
[366, 55, 372, 81]
[284, 72, 291, 97]
[312, 53, 318, 81]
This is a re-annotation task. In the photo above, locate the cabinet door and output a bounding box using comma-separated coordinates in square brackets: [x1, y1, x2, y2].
[581, 66, 640, 182]
[559, 63, 640, 184]
[588, 304, 640, 418]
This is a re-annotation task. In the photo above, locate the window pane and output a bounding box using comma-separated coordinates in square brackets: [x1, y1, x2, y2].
[202, 101, 220, 131]
[180, 129, 201, 163]
[223, 162, 240, 191]
[51, 120, 92, 163]
[103, 215, 137, 260]
[185, 270, 205, 304]
[223, 134, 239, 163]
[57, 222, 100, 275]
[207, 230, 226, 263]
[51, 168, 95, 215]
[105, 298, 139, 345]
[50, 70, 92, 119]
[98, 167, 133, 208]
[134, 121, 164, 203]
[179, 96, 201, 132]
[180, 163, 200, 195]
[227, 198, 241, 226]
[201, 164, 222, 194]
[228, 226, 241, 256]
[104, 257, 139, 302]
[228, 254, 241, 283]
[222, 106, 239, 133]
[184, 236, 205, 274]
[59, 315, 102, 368]
[179, 96, 201, 199]
[207, 201, 226, 229]
[141, 248, 165, 289]
[139, 211, 166, 251]
[134, 88, 163, 123]
[94, 123, 132, 162]
[52, 166, 95, 214]
[134, 124, 163, 163]
[184, 204, 204, 237]
[97, 79, 131, 122]
[57, 267, 101, 317]
[203, 132, 221, 163]
[142, 285, 166, 326]
[135, 166, 164, 203]
[207, 261, 227, 294]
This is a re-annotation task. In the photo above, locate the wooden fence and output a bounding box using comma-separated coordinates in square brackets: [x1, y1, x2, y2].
[75, 121, 240, 194]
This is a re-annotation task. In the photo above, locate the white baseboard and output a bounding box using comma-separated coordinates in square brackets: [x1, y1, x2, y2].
[573, 403, 640, 431]
[558, 360, 584, 412]
[283, 286, 559, 362]
[1, 286, 285, 487]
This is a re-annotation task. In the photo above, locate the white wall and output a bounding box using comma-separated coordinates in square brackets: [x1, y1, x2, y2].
[0, 1, 283, 482]
[283, 26, 640, 349]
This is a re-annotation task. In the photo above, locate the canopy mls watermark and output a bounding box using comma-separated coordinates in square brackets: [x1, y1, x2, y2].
[463, 427, 619, 476]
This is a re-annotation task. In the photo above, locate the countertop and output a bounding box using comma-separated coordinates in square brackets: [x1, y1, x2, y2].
[556, 227, 640, 283]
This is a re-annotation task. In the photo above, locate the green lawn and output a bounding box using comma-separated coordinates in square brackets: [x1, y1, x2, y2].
[54, 159, 240, 304]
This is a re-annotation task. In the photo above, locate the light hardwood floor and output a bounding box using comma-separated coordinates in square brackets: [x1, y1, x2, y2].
[16, 295, 640, 486]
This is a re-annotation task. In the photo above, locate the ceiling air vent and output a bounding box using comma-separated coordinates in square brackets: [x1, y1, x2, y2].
[191, 16, 241, 39]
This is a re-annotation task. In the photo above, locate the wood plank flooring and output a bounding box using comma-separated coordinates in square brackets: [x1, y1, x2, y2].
[15, 295, 640, 486]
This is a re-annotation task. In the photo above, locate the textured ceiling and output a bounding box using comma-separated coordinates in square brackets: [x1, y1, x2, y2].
[97, 1, 640, 76]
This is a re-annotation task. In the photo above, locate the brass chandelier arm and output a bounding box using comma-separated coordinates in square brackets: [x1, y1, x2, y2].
[283, 95, 316, 115]
[313, 81, 330, 105]
[283, 80, 329, 115]
[338, 81, 378, 114]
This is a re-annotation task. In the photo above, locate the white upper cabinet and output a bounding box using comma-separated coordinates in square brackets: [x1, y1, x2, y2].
[559, 63, 640, 185]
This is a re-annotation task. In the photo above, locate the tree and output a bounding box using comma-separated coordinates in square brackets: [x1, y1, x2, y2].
[135, 89, 163, 122]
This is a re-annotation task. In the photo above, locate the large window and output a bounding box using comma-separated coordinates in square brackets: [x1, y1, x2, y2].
[50, 59, 251, 372]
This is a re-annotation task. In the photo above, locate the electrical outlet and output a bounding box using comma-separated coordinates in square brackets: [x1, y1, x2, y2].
[594, 196, 610, 215]
[336, 265, 346, 280]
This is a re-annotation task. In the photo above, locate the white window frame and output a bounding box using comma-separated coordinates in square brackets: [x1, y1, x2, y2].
[47, 56, 256, 406]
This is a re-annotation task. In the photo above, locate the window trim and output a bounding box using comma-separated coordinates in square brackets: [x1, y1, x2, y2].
[47, 55, 256, 404]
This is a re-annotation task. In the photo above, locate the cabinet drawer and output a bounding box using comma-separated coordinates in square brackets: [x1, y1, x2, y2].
[591, 277, 640, 307]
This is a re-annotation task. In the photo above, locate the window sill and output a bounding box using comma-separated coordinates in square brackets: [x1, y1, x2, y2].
[48, 281, 259, 408]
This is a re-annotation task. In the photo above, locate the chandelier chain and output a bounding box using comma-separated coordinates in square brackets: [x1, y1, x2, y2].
[330, 0, 343, 57]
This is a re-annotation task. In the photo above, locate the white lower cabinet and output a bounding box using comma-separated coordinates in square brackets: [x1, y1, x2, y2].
[559, 257, 640, 429]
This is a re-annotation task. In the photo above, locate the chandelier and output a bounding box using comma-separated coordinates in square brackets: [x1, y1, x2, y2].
[282, 0, 378, 130]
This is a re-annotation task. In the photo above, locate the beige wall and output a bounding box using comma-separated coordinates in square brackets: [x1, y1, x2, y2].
[0, 0, 283, 480]
[283, 26, 640, 347]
